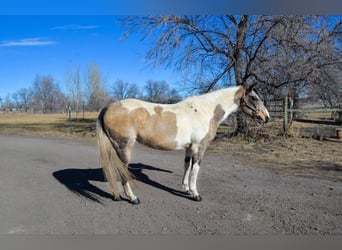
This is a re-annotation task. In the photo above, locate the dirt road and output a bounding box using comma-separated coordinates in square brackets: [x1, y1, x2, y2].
[0, 135, 341, 234]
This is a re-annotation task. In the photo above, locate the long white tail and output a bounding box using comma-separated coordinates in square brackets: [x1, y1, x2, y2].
[96, 108, 133, 200]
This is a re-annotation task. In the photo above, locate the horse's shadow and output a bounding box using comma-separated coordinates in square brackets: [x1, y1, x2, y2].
[52, 163, 192, 204]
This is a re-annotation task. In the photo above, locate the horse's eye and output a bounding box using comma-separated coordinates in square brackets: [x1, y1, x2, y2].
[251, 96, 258, 101]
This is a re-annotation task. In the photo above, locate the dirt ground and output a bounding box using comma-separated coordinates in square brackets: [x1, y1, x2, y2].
[0, 134, 341, 234]
[209, 136, 342, 182]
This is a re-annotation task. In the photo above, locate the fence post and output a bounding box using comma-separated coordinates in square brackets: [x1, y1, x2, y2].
[68, 106, 73, 135]
[289, 97, 293, 122]
[283, 96, 288, 133]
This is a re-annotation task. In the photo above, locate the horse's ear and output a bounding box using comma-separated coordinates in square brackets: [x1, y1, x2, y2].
[247, 82, 258, 93]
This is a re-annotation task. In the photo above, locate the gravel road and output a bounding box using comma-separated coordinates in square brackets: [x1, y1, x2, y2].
[0, 135, 341, 234]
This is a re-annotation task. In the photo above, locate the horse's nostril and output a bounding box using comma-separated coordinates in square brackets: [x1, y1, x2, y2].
[265, 116, 270, 123]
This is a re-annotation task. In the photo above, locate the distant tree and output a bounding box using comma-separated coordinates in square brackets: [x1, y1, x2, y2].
[111, 79, 140, 100]
[85, 63, 112, 111]
[307, 68, 342, 107]
[3, 93, 14, 110]
[32, 74, 66, 113]
[17, 88, 32, 112]
[11, 92, 20, 110]
[168, 87, 182, 103]
[65, 67, 84, 118]
[143, 80, 169, 103]
[143, 80, 181, 103]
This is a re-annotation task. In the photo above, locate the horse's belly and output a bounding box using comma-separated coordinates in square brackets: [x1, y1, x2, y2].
[136, 134, 177, 150]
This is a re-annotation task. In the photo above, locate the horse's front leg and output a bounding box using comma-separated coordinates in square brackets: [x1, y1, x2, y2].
[182, 147, 192, 195]
[188, 145, 206, 202]
[190, 162, 202, 201]
[189, 159, 202, 201]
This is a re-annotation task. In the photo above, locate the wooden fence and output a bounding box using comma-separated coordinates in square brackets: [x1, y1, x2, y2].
[267, 97, 342, 134]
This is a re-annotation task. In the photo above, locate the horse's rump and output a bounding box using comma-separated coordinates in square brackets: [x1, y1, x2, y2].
[103, 100, 180, 150]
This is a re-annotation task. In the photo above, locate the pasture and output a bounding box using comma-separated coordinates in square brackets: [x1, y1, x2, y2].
[0, 112, 98, 140]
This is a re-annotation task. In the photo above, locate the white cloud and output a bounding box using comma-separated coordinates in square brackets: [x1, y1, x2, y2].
[0, 38, 57, 47]
[51, 24, 99, 30]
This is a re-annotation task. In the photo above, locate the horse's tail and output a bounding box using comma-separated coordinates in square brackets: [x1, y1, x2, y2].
[96, 107, 133, 199]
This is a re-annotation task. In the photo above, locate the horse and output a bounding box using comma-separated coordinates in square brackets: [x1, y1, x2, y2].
[96, 83, 270, 204]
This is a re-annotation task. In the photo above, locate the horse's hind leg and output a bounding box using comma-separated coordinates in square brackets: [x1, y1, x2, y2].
[116, 139, 140, 204]
[123, 181, 140, 204]
[182, 147, 192, 195]
[102, 165, 122, 201]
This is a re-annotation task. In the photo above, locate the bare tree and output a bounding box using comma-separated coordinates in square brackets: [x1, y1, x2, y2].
[143, 80, 181, 103]
[11, 92, 20, 110]
[121, 16, 286, 90]
[32, 75, 66, 113]
[112, 79, 140, 100]
[3, 93, 14, 110]
[122, 15, 341, 95]
[168, 87, 182, 103]
[85, 63, 111, 111]
[307, 67, 341, 107]
[17, 88, 32, 112]
[256, 16, 342, 101]
[144, 80, 168, 102]
[66, 67, 84, 118]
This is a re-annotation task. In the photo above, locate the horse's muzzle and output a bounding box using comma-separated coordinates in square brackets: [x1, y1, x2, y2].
[256, 107, 270, 124]
[264, 115, 270, 123]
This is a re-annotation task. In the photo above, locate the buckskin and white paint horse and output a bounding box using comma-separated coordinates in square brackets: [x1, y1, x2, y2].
[96, 83, 270, 204]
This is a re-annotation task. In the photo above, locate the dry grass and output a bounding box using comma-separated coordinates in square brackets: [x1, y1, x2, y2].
[0, 112, 98, 142]
[209, 117, 341, 182]
[0, 112, 98, 123]
[209, 135, 342, 182]
[288, 121, 339, 139]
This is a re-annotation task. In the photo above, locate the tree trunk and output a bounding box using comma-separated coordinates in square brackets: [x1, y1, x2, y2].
[234, 15, 249, 136]
[234, 15, 248, 86]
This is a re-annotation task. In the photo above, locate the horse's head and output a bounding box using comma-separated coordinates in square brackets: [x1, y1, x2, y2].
[240, 82, 270, 123]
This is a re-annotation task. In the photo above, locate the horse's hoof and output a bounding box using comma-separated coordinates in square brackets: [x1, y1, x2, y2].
[184, 190, 192, 196]
[130, 198, 140, 205]
[193, 195, 202, 202]
[112, 196, 122, 202]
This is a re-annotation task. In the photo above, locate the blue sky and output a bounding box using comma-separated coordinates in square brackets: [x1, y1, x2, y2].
[1, 2, 342, 99]
[0, 15, 183, 98]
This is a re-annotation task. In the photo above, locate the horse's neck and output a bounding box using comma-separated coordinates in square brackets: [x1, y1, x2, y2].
[221, 89, 241, 123]
[182, 86, 241, 126]
[203, 86, 241, 120]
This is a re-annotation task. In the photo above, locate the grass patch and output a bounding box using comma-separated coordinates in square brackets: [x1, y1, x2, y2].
[209, 135, 342, 182]
[0, 112, 98, 139]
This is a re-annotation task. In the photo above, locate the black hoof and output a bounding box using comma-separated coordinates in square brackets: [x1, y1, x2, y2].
[193, 195, 202, 202]
[184, 190, 192, 196]
[130, 198, 140, 205]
